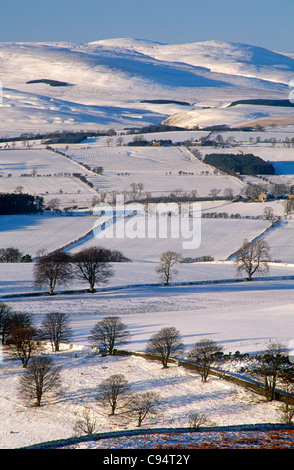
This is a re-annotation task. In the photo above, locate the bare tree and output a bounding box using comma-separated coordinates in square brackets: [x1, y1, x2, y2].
[97, 374, 131, 415]
[40, 312, 72, 351]
[234, 239, 271, 281]
[188, 411, 209, 428]
[223, 187, 234, 199]
[283, 198, 294, 216]
[209, 188, 221, 199]
[187, 339, 223, 382]
[6, 311, 33, 329]
[127, 391, 160, 427]
[73, 247, 114, 293]
[145, 327, 185, 368]
[74, 408, 98, 435]
[279, 368, 294, 424]
[249, 342, 288, 401]
[137, 183, 144, 198]
[280, 398, 294, 424]
[263, 206, 275, 220]
[18, 356, 62, 406]
[33, 251, 73, 295]
[242, 183, 267, 199]
[88, 316, 131, 355]
[156, 251, 182, 285]
[7, 327, 40, 367]
[47, 198, 61, 211]
[2, 311, 34, 347]
[15, 185, 24, 194]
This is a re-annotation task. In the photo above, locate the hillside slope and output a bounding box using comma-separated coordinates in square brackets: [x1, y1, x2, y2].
[0, 39, 293, 133]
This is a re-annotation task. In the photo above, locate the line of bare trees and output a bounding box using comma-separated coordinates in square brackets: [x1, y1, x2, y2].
[0, 306, 72, 359]
[0, 306, 70, 407]
[33, 246, 130, 295]
[87, 317, 294, 408]
[81, 321, 294, 428]
[1, 306, 294, 427]
[33, 240, 271, 298]
[34, 240, 272, 295]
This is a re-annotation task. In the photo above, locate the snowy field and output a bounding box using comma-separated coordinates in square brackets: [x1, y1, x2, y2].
[0, 148, 98, 207]
[0, 145, 246, 201]
[0, 211, 271, 259]
[0, 214, 97, 257]
[0, 148, 87, 176]
[163, 103, 294, 129]
[1, 140, 293, 206]
[0, 175, 96, 203]
[80, 130, 211, 146]
[0, 350, 291, 449]
[1, 261, 294, 353]
[1, 261, 294, 449]
[196, 144, 294, 187]
[67, 216, 272, 262]
[59, 145, 245, 197]
[200, 144, 294, 163]
[259, 219, 294, 263]
[207, 127, 294, 143]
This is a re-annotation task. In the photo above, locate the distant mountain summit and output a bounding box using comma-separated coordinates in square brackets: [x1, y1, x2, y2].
[88, 38, 294, 83]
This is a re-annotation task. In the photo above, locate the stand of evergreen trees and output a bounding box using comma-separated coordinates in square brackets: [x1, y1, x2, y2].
[0, 193, 44, 215]
[203, 153, 275, 176]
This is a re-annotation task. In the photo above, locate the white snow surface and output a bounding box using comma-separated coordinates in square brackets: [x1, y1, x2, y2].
[0, 350, 287, 449]
[0, 38, 293, 133]
[1, 258, 294, 448]
[1, 235, 294, 449]
[60, 145, 246, 197]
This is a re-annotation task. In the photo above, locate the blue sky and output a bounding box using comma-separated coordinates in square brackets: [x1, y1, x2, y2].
[1, 0, 293, 51]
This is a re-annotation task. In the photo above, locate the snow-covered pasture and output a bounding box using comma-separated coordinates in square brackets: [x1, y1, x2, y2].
[1, 258, 294, 298]
[0, 148, 97, 206]
[0, 211, 271, 261]
[1, 213, 293, 449]
[200, 144, 294, 166]
[59, 146, 245, 197]
[80, 130, 211, 146]
[69, 216, 272, 262]
[0, 350, 287, 450]
[0, 148, 86, 176]
[259, 219, 294, 263]
[0, 214, 96, 258]
[0, 175, 97, 205]
[1, 270, 294, 449]
[163, 103, 294, 130]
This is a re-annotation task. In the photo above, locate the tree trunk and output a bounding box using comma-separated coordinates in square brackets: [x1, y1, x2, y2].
[89, 283, 95, 293]
[49, 279, 55, 295]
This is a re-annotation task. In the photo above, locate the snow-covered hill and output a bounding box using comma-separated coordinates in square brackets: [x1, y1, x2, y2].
[0, 38, 293, 134]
